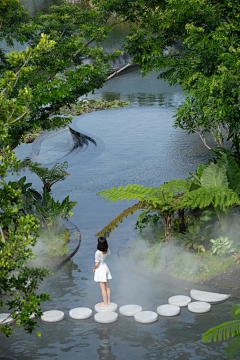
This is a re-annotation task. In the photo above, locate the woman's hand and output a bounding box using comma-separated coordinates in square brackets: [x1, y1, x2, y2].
[93, 268, 96, 273]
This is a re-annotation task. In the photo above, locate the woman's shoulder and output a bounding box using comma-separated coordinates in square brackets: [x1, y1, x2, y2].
[95, 250, 101, 255]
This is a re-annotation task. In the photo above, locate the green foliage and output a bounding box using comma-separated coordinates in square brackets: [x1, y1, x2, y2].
[60, 98, 130, 117]
[22, 160, 70, 193]
[201, 163, 228, 187]
[210, 236, 236, 258]
[40, 227, 70, 258]
[182, 219, 205, 253]
[0, 147, 50, 337]
[34, 189, 77, 233]
[134, 211, 161, 234]
[0, 1, 122, 149]
[99, 0, 240, 150]
[203, 304, 240, 359]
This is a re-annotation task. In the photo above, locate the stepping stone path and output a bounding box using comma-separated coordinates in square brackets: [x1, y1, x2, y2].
[41, 310, 64, 323]
[94, 302, 117, 313]
[119, 305, 142, 317]
[2, 290, 229, 328]
[157, 304, 180, 317]
[168, 295, 191, 307]
[188, 301, 211, 314]
[0, 313, 13, 324]
[69, 307, 92, 320]
[134, 311, 158, 324]
[190, 289, 230, 303]
[94, 311, 118, 324]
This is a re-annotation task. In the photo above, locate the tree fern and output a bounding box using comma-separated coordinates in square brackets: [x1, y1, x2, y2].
[22, 160, 70, 192]
[202, 320, 240, 342]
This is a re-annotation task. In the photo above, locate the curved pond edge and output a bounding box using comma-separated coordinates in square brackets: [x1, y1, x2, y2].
[117, 239, 240, 299]
[53, 220, 81, 271]
[69, 116, 105, 159]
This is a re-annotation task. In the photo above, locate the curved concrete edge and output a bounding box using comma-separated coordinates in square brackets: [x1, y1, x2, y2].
[69, 116, 105, 157]
[53, 220, 81, 271]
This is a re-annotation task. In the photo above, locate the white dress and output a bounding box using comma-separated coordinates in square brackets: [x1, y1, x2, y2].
[94, 249, 112, 282]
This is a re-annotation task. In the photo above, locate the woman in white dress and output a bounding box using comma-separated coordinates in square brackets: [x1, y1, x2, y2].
[93, 237, 112, 307]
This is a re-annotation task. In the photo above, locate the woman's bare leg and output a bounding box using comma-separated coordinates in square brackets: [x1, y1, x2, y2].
[106, 280, 111, 305]
[99, 282, 108, 306]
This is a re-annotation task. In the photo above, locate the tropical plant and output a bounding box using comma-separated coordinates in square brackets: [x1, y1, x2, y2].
[22, 160, 71, 193]
[7, 176, 42, 214]
[210, 237, 236, 258]
[0, 147, 50, 337]
[182, 219, 206, 253]
[34, 189, 77, 233]
[134, 211, 161, 234]
[97, 179, 191, 242]
[203, 304, 240, 360]
[185, 159, 240, 233]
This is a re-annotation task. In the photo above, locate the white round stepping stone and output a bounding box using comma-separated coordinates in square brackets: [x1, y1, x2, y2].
[69, 307, 92, 320]
[0, 313, 13, 324]
[119, 305, 142, 317]
[94, 302, 117, 313]
[190, 289, 230, 303]
[41, 310, 64, 323]
[168, 295, 191, 307]
[94, 311, 118, 324]
[188, 301, 211, 313]
[134, 311, 158, 324]
[157, 304, 180, 317]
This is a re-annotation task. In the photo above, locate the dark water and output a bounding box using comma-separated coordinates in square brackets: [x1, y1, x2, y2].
[0, 2, 232, 360]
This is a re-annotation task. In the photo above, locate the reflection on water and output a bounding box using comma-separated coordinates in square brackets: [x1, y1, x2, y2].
[89, 69, 184, 107]
[97, 325, 116, 360]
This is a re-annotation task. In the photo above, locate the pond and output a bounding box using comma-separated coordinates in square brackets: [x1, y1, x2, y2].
[0, 2, 234, 360]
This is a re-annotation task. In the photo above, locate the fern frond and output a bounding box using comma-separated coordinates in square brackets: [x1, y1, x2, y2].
[95, 201, 145, 237]
[225, 338, 240, 360]
[97, 185, 158, 203]
[182, 186, 240, 210]
[202, 320, 240, 342]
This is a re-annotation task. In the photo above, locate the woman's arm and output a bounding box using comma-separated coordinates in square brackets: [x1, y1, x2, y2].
[93, 262, 99, 273]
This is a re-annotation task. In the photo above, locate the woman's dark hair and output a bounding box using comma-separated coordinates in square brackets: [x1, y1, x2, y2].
[97, 237, 108, 252]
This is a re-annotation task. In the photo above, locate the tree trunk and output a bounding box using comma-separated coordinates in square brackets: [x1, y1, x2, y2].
[163, 215, 171, 243]
[178, 208, 186, 234]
